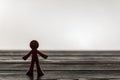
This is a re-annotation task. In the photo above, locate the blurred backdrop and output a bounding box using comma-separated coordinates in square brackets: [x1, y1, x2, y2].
[0, 0, 120, 50]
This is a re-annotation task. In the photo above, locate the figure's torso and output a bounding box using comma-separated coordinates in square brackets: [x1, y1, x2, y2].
[31, 50, 39, 61]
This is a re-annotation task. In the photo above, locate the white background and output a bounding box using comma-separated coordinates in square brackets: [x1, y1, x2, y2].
[0, 0, 120, 50]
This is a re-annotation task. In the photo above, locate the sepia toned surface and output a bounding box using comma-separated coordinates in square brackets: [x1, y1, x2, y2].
[0, 51, 120, 80]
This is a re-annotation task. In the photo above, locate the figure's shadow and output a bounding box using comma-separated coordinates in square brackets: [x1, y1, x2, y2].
[27, 75, 34, 80]
[36, 77, 42, 80]
[27, 75, 42, 80]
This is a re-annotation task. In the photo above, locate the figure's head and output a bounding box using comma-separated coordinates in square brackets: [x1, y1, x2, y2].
[30, 40, 39, 50]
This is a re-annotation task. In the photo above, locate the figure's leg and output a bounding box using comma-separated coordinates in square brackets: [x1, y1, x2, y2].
[27, 59, 35, 76]
[36, 59, 44, 77]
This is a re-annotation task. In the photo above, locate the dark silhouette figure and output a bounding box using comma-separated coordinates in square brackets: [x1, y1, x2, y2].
[23, 40, 48, 77]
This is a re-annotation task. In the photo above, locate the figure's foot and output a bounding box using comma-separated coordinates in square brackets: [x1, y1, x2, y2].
[37, 73, 44, 78]
[26, 72, 33, 77]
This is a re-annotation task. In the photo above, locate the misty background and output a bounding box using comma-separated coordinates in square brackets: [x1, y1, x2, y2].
[0, 0, 120, 50]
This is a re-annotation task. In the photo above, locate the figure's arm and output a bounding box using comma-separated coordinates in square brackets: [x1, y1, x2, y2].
[22, 51, 32, 60]
[37, 51, 48, 59]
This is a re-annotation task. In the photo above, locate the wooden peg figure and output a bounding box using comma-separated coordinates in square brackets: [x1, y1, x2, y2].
[23, 40, 48, 77]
